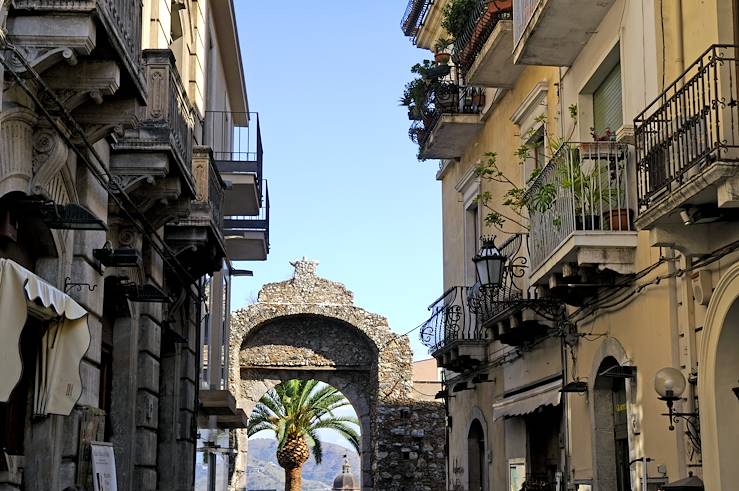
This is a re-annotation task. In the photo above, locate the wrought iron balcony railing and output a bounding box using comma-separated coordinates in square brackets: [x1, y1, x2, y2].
[420, 286, 483, 354]
[223, 180, 270, 252]
[527, 142, 632, 272]
[205, 111, 263, 198]
[453, 0, 513, 73]
[409, 83, 486, 147]
[401, 0, 433, 40]
[513, 0, 539, 46]
[635, 44, 739, 210]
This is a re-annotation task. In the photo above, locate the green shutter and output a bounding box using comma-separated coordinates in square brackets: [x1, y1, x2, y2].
[593, 64, 623, 135]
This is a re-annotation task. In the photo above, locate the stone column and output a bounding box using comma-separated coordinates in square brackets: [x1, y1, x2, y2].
[110, 308, 140, 491]
[0, 107, 36, 198]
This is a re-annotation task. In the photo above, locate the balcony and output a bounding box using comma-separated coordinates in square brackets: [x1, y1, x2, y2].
[224, 181, 269, 261]
[420, 286, 486, 372]
[454, 0, 523, 88]
[205, 111, 263, 217]
[470, 235, 561, 346]
[513, 0, 616, 66]
[199, 389, 247, 429]
[165, 147, 226, 277]
[401, 0, 433, 42]
[11, 0, 145, 96]
[635, 45, 739, 252]
[527, 142, 638, 286]
[411, 84, 485, 160]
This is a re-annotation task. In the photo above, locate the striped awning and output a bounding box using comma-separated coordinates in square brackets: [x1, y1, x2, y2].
[0, 258, 90, 415]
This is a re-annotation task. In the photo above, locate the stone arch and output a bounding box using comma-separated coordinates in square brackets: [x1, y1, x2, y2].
[699, 261, 739, 490]
[588, 338, 637, 491]
[228, 260, 414, 491]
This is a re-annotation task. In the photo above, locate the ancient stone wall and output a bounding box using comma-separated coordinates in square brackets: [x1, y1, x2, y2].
[229, 260, 445, 491]
[375, 401, 447, 491]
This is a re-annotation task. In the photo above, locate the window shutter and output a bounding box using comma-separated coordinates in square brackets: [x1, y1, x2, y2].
[593, 64, 623, 135]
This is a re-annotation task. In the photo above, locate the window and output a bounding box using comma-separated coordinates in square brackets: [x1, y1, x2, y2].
[593, 63, 623, 136]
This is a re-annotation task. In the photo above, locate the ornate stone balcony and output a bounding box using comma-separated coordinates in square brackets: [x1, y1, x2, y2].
[420, 286, 486, 372]
[110, 50, 195, 229]
[165, 147, 226, 278]
[11, 0, 145, 97]
[513, 0, 616, 66]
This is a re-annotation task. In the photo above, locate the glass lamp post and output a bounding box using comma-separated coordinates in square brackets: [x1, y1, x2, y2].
[473, 236, 506, 289]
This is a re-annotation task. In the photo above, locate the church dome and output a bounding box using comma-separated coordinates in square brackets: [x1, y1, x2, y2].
[332, 455, 359, 490]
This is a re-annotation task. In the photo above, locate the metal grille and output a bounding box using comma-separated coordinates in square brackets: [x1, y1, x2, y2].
[635, 44, 739, 210]
[410, 83, 486, 147]
[401, 0, 434, 40]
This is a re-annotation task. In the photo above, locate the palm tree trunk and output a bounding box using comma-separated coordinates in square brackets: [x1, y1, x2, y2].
[284, 465, 303, 491]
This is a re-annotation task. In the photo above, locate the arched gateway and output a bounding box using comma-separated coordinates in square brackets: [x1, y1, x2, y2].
[228, 260, 445, 491]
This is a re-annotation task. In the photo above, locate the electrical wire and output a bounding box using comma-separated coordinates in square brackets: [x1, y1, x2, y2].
[0, 41, 201, 295]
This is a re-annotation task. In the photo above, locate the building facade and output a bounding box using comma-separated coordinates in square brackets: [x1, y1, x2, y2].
[402, 0, 739, 489]
[0, 1, 269, 489]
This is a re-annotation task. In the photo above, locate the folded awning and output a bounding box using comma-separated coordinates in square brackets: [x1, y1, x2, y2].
[492, 379, 562, 421]
[0, 258, 90, 416]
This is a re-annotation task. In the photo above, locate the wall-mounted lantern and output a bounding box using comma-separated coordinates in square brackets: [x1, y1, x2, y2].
[473, 236, 506, 289]
[654, 367, 701, 454]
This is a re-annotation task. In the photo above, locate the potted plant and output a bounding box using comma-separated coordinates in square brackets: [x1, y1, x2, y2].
[433, 37, 452, 65]
[581, 127, 615, 156]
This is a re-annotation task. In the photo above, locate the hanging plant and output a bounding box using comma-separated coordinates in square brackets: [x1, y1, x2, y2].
[441, 0, 478, 40]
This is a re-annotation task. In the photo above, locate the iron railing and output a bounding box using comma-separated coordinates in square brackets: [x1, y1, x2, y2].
[513, 0, 540, 46]
[223, 180, 270, 252]
[528, 142, 632, 272]
[401, 0, 434, 40]
[453, 0, 513, 73]
[635, 44, 739, 210]
[409, 83, 486, 147]
[419, 286, 483, 354]
[205, 111, 263, 199]
[470, 234, 525, 324]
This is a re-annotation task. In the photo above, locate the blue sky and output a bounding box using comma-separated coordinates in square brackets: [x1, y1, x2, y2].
[231, 2, 443, 361]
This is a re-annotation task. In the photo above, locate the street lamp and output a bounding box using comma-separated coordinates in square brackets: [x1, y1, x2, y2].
[473, 236, 506, 289]
[654, 367, 701, 453]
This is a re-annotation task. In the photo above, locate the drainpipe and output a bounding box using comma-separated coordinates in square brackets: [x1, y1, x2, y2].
[666, 248, 688, 478]
[671, 0, 685, 76]
[560, 334, 570, 491]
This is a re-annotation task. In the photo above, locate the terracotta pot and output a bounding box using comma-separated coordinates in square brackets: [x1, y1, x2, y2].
[435, 52, 451, 65]
[604, 208, 633, 231]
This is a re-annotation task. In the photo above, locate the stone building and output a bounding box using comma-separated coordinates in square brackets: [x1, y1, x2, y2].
[228, 260, 446, 491]
[0, 1, 269, 490]
[401, 0, 739, 489]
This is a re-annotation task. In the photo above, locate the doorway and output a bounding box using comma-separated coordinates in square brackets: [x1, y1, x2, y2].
[467, 419, 486, 491]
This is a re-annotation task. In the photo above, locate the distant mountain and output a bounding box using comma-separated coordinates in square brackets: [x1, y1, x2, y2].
[247, 438, 360, 491]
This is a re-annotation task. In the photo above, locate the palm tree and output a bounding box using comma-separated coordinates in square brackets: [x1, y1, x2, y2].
[247, 379, 360, 491]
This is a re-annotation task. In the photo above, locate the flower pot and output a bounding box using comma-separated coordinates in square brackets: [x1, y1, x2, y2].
[575, 214, 601, 231]
[604, 208, 633, 231]
[435, 52, 451, 65]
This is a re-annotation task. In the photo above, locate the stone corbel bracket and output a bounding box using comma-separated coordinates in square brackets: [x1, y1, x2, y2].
[5, 15, 95, 75]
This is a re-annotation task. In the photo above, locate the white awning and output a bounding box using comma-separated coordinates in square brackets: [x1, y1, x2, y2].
[492, 379, 562, 421]
[0, 258, 90, 416]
